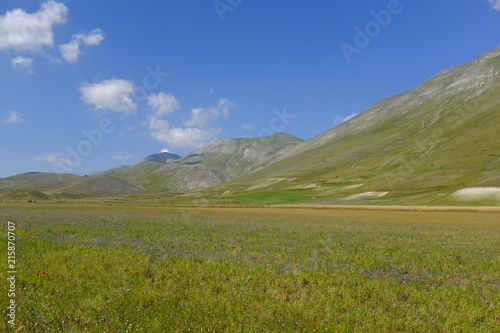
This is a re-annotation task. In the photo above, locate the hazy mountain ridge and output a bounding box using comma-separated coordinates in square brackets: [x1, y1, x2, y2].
[106, 132, 303, 191]
[140, 152, 181, 163]
[178, 133, 304, 177]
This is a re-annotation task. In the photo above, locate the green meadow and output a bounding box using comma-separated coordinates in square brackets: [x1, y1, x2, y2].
[1, 202, 499, 332]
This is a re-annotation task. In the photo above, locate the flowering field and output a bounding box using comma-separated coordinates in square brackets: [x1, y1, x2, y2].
[1, 202, 499, 332]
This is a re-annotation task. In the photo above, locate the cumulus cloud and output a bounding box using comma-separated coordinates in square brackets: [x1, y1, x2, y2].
[2, 110, 24, 125]
[0, 1, 68, 52]
[184, 98, 236, 127]
[112, 153, 132, 161]
[242, 124, 255, 131]
[143, 116, 217, 148]
[33, 152, 71, 166]
[147, 92, 180, 116]
[11, 56, 34, 74]
[488, 0, 500, 10]
[59, 29, 105, 63]
[79, 78, 137, 114]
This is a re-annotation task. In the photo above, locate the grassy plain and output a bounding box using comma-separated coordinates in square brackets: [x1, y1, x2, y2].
[0, 201, 499, 332]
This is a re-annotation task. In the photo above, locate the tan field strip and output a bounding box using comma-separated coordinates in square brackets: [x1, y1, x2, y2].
[174, 205, 500, 227]
[2, 202, 499, 227]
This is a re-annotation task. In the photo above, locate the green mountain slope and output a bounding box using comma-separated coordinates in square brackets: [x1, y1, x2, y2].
[0, 172, 82, 191]
[0, 172, 143, 199]
[214, 48, 500, 205]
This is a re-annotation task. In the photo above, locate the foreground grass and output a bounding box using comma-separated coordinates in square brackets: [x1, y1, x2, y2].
[1, 203, 499, 332]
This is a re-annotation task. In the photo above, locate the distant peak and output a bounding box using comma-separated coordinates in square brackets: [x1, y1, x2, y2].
[140, 152, 181, 163]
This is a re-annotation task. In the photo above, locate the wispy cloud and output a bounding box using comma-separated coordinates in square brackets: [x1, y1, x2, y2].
[184, 98, 236, 127]
[59, 29, 105, 63]
[33, 152, 71, 166]
[0, 1, 68, 52]
[488, 0, 500, 11]
[2, 110, 24, 125]
[112, 153, 132, 161]
[79, 78, 137, 114]
[343, 113, 358, 122]
[11, 56, 35, 74]
[333, 113, 358, 126]
[242, 124, 255, 131]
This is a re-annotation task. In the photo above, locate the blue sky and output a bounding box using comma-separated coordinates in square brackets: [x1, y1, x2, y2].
[0, 0, 499, 178]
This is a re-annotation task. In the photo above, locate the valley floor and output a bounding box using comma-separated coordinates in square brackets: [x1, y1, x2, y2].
[0, 201, 498, 332]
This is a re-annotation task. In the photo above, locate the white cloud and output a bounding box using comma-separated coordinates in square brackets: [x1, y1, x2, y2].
[59, 29, 105, 63]
[80, 29, 105, 46]
[143, 116, 217, 148]
[2, 110, 24, 125]
[147, 92, 180, 116]
[184, 98, 236, 127]
[33, 152, 70, 166]
[0, 1, 68, 52]
[161, 148, 171, 153]
[112, 153, 132, 161]
[58, 39, 80, 63]
[11, 56, 34, 74]
[217, 98, 237, 117]
[79, 78, 137, 114]
[343, 113, 358, 122]
[184, 107, 212, 127]
[242, 124, 255, 131]
[488, 0, 500, 10]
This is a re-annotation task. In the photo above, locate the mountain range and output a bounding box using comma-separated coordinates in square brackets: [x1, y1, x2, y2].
[1, 48, 499, 205]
